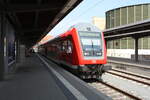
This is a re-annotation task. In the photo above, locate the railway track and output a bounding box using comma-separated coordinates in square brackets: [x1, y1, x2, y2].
[106, 69, 150, 86]
[87, 68, 150, 100]
[47, 58, 149, 99]
[88, 80, 141, 100]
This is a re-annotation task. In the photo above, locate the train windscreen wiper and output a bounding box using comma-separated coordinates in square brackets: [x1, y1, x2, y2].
[91, 40, 94, 56]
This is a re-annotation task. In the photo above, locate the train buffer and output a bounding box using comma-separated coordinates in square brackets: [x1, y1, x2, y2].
[0, 53, 111, 100]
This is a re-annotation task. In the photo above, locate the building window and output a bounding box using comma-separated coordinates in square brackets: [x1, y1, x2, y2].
[127, 37, 134, 49]
[121, 37, 127, 49]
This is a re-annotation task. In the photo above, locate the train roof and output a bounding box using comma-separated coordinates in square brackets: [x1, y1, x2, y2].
[41, 23, 101, 45]
[69, 23, 101, 32]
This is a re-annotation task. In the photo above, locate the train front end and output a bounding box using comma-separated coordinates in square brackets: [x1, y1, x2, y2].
[73, 23, 111, 78]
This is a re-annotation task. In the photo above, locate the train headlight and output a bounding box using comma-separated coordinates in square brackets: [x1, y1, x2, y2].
[84, 52, 90, 56]
[97, 52, 102, 56]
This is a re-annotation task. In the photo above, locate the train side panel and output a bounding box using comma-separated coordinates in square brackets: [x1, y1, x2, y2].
[71, 28, 83, 65]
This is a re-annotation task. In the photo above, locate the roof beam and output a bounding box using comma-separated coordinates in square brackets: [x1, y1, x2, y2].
[0, 0, 6, 11]
[5, 0, 9, 4]
[34, 0, 42, 28]
[0, 0, 22, 31]
[104, 19, 150, 33]
[105, 29, 150, 39]
[21, 35, 41, 39]
[51, 0, 78, 26]
[7, 13, 22, 29]
[38, 0, 81, 44]
[18, 27, 46, 33]
[45, 0, 79, 33]
[2, 4, 61, 13]
[13, 13, 22, 28]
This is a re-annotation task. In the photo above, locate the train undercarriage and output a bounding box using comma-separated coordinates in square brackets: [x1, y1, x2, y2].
[78, 64, 111, 79]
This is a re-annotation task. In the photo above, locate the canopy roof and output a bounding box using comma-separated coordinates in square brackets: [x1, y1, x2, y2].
[0, 0, 82, 47]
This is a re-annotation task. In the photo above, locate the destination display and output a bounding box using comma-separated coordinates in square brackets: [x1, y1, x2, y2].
[79, 31, 100, 37]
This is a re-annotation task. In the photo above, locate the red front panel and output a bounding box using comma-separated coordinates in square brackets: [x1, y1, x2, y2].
[71, 28, 107, 65]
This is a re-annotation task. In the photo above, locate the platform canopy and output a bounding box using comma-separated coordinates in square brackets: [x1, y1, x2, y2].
[104, 19, 150, 40]
[0, 0, 82, 47]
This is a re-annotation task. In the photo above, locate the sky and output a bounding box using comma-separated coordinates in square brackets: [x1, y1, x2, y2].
[47, 0, 150, 37]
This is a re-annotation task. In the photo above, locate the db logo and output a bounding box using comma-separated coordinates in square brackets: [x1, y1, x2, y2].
[92, 60, 96, 63]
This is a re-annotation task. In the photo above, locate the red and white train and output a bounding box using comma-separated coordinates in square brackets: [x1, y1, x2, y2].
[38, 23, 111, 79]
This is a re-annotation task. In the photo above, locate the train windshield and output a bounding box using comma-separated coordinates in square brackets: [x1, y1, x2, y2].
[79, 31, 102, 56]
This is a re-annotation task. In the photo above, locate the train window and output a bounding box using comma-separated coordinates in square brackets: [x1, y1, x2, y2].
[62, 40, 67, 52]
[61, 40, 73, 53]
[60, 42, 63, 51]
[57, 42, 61, 51]
[62, 45, 65, 51]
[67, 40, 73, 53]
[79, 31, 102, 51]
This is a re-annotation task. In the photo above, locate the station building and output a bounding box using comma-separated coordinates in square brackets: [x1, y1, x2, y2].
[104, 3, 150, 60]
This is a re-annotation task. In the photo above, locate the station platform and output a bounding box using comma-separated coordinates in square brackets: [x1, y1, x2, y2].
[108, 57, 150, 69]
[0, 53, 111, 100]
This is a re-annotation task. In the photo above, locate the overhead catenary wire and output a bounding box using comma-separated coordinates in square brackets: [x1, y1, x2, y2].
[72, 0, 105, 19]
[50, 0, 105, 35]
[68, 0, 105, 22]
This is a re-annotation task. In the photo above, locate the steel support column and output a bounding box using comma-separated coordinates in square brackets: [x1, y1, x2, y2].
[135, 37, 139, 62]
[0, 12, 5, 80]
[16, 38, 20, 63]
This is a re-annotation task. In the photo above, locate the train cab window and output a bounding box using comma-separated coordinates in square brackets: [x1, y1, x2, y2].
[79, 31, 102, 56]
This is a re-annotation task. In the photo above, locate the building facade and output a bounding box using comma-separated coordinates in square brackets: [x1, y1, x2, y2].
[105, 3, 150, 60]
[106, 3, 150, 29]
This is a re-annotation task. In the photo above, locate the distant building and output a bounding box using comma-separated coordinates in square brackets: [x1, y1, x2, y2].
[92, 17, 105, 31]
[106, 3, 150, 29]
[105, 3, 150, 60]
